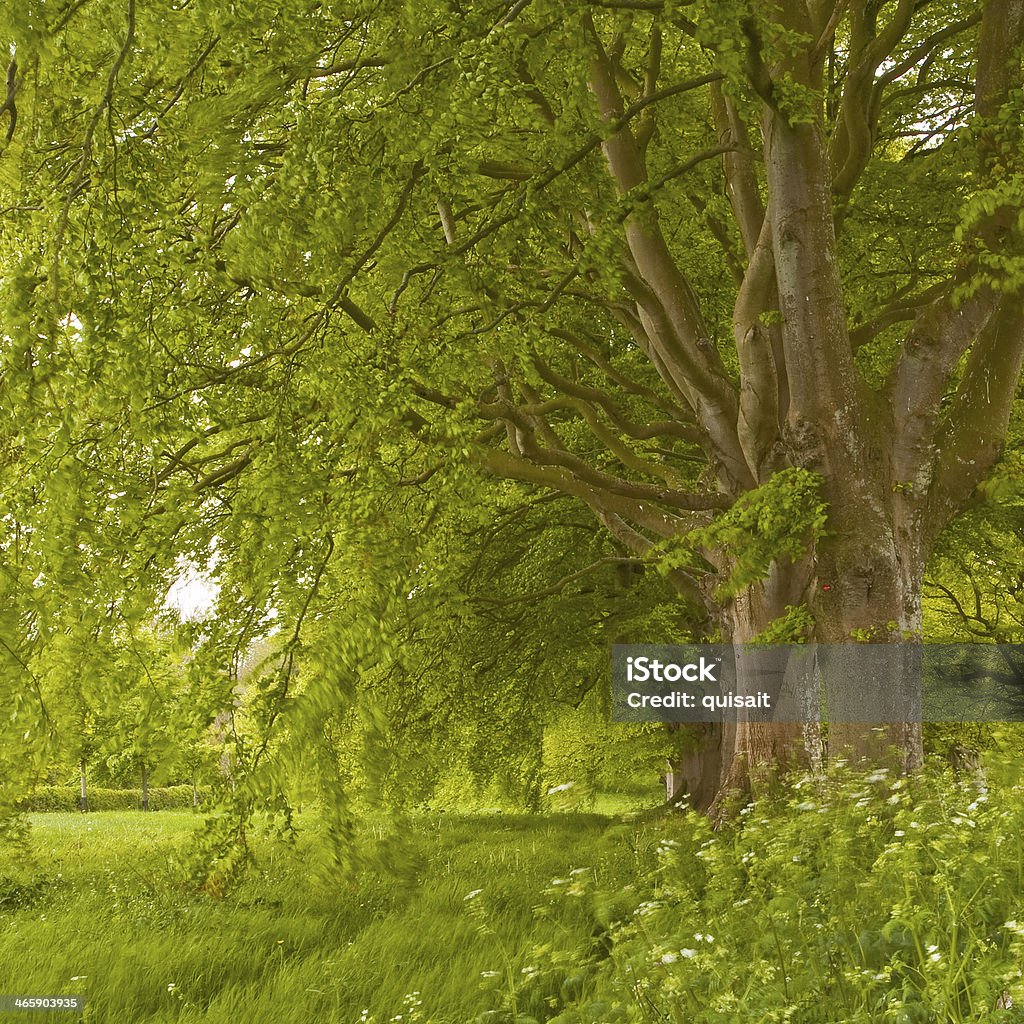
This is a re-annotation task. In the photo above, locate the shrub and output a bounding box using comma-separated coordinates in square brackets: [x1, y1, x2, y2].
[17, 785, 210, 812]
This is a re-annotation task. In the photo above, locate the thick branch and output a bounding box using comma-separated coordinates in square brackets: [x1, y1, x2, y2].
[733, 210, 782, 481]
[482, 400, 729, 511]
[829, 0, 917, 198]
[888, 288, 999, 494]
[927, 301, 1024, 543]
[763, 99, 863, 478]
[497, 391, 691, 488]
[711, 84, 765, 259]
[975, 0, 1024, 118]
[531, 351, 699, 441]
[479, 448, 702, 538]
[849, 279, 951, 351]
[548, 325, 695, 423]
[585, 16, 752, 492]
[0, 58, 17, 147]
[874, 13, 983, 89]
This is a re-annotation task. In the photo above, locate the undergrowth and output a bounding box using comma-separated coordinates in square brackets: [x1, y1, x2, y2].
[3, 752, 1024, 1024]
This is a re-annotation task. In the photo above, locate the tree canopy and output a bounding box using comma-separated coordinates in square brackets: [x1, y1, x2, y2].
[1, 0, 1023, 830]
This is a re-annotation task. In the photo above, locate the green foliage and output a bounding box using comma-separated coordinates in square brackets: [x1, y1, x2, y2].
[925, 413, 1024, 643]
[659, 469, 828, 597]
[476, 752, 1024, 1024]
[0, 0, 1020, 872]
[953, 170, 1024, 300]
[749, 603, 815, 644]
[10, 748, 1024, 1023]
[541, 692, 670, 810]
[17, 785, 207, 813]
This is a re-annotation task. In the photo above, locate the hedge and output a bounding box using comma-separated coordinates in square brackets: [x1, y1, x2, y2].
[18, 785, 211, 812]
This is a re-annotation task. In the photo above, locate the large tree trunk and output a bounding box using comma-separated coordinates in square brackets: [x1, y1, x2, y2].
[820, 492, 924, 770]
[668, 502, 927, 815]
[670, 557, 814, 814]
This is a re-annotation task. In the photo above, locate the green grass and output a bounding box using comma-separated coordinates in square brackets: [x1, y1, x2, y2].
[0, 808, 666, 1024]
[6, 757, 1024, 1024]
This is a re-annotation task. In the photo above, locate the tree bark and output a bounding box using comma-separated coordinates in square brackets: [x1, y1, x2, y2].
[819, 498, 925, 771]
[669, 557, 814, 814]
[668, 505, 928, 815]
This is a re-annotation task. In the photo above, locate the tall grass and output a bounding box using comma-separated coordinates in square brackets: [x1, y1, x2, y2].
[3, 753, 1024, 1024]
[0, 809, 663, 1023]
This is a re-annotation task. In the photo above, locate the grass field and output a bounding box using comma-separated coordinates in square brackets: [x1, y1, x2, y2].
[0, 806, 667, 1024]
[5, 761, 1024, 1024]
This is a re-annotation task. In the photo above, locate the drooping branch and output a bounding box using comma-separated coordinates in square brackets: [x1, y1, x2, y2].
[479, 448, 697, 538]
[547, 325, 695, 423]
[488, 389, 692, 489]
[479, 398, 729, 512]
[531, 350, 700, 441]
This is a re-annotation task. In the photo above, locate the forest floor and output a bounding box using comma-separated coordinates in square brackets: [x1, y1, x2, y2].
[3, 758, 1024, 1024]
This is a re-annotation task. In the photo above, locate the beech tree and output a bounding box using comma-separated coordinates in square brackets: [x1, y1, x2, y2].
[1, 0, 1022, 815]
